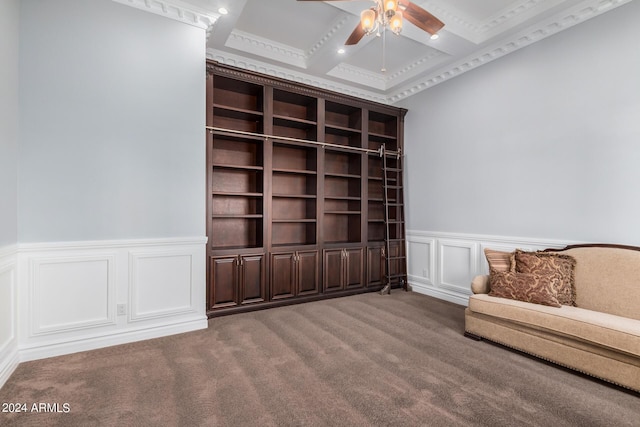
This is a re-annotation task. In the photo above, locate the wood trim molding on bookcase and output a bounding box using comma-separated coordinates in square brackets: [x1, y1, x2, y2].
[206, 61, 408, 317]
[206, 62, 407, 117]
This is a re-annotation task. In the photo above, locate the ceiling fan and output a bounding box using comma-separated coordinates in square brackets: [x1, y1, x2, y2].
[297, 0, 444, 45]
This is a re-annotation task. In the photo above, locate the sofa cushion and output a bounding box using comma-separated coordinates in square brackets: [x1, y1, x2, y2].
[514, 250, 576, 306]
[488, 271, 561, 307]
[468, 293, 640, 357]
[558, 247, 640, 320]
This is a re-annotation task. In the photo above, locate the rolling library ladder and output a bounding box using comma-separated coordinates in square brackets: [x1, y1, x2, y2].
[379, 144, 408, 295]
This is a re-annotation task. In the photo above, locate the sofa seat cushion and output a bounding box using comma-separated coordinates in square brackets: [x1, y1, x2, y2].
[468, 294, 640, 357]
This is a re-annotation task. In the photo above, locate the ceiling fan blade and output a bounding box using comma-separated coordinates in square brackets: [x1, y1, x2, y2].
[400, 0, 444, 35]
[345, 23, 366, 45]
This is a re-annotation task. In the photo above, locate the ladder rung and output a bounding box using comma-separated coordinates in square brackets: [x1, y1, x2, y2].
[385, 274, 406, 279]
[387, 256, 406, 260]
[388, 238, 404, 242]
[386, 203, 402, 207]
[385, 168, 401, 172]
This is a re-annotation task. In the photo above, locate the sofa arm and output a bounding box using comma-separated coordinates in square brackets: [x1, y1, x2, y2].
[471, 275, 490, 294]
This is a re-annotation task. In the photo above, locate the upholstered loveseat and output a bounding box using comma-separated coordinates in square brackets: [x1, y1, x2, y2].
[465, 244, 640, 392]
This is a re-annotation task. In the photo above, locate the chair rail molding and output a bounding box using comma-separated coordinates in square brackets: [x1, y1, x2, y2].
[406, 230, 579, 306]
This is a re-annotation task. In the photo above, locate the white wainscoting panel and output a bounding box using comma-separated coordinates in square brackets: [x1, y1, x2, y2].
[0, 246, 18, 389]
[406, 231, 574, 306]
[129, 249, 196, 321]
[407, 236, 435, 286]
[438, 239, 478, 295]
[17, 237, 208, 362]
[30, 255, 116, 335]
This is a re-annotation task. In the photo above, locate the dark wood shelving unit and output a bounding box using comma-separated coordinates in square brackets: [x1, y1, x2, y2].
[206, 62, 407, 316]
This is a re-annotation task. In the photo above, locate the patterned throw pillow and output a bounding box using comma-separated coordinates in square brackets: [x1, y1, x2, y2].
[484, 248, 513, 272]
[488, 271, 561, 307]
[513, 250, 577, 306]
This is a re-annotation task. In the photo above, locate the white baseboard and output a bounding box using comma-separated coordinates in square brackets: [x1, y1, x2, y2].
[409, 281, 469, 306]
[406, 230, 578, 307]
[0, 349, 19, 389]
[19, 316, 207, 362]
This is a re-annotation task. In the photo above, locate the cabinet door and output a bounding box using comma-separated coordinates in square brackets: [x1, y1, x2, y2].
[323, 249, 344, 292]
[345, 247, 364, 289]
[240, 254, 266, 305]
[367, 245, 384, 287]
[270, 252, 296, 300]
[210, 256, 239, 309]
[297, 250, 319, 296]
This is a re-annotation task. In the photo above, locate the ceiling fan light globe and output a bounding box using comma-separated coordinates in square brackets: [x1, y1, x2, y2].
[390, 10, 403, 34]
[384, 0, 398, 13]
[361, 9, 376, 33]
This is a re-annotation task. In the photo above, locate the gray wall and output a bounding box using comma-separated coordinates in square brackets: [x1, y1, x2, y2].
[0, 0, 19, 247]
[401, 0, 640, 245]
[18, 0, 206, 242]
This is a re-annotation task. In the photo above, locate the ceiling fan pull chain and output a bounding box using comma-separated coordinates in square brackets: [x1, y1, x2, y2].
[382, 27, 387, 73]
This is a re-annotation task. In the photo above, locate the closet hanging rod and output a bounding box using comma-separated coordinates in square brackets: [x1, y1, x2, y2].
[206, 126, 401, 157]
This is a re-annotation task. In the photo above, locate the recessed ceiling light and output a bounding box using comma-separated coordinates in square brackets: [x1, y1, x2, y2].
[337, 48, 346, 54]
[218, 7, 229, 15]
[430, 33, 439, 40]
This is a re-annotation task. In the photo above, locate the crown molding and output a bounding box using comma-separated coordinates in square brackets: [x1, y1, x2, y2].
[427, 0, 551, 42]
[206, 49, 389, 104]
[387, 0, 632, 103]
[307, 15, 352, 58]
[225, 30, 307, 69]
[112, 0, 219, 30]
[327, 64, 387, 90]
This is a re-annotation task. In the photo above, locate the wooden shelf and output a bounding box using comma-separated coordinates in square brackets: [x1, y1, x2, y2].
[324, 195, 361, 201]
[211, 191, 263, 197]
[324, 211, 361, 215]
[214, 104, 263, 118]
[325, 101, 362, 131]
[273, 168, 316, 175]
[212, 214, 263, 219]
[274, 115, 316, 127]
[272, 219, 317, 223]
[325, 124, 362, 135]
[213, 163, 264, 171]
[324, 172, 361, 179]
[273, 193, 316, 199]
[273, 89, 317, 123]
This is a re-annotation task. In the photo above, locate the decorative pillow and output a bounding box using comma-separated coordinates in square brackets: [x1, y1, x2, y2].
[484, 248, 513, 273]
[488, 271, 561, 307]
[513, 250, 577, 306]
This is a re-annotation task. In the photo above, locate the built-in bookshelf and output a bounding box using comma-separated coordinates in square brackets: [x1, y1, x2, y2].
[206, 62, 407, 315]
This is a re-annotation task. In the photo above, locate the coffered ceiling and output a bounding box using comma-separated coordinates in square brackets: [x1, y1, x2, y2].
[117, 0, 631, 104]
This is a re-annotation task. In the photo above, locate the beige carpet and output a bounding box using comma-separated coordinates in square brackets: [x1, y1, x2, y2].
[1, 291, 638, 426]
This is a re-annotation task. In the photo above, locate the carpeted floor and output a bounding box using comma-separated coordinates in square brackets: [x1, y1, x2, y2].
[1, 291, 638, 426]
